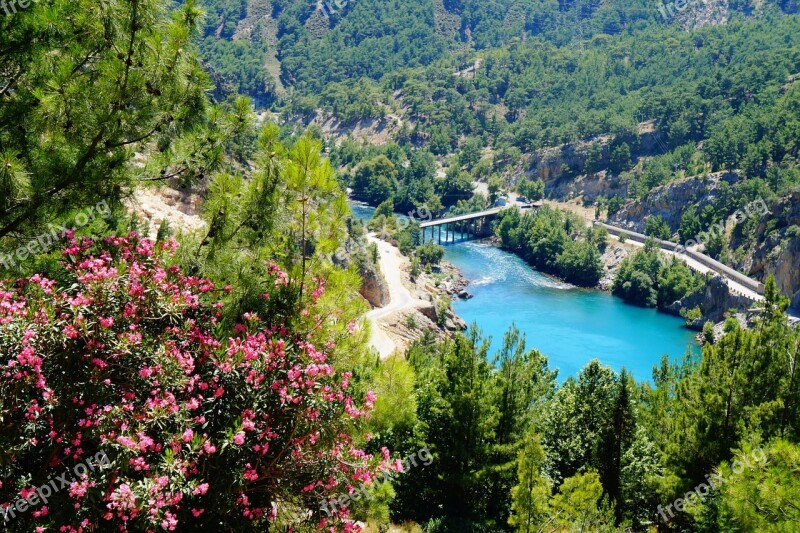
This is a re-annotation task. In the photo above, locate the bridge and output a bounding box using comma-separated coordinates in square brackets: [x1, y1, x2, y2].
[412, 205, 773, 308]
[419, 206, 509, 244]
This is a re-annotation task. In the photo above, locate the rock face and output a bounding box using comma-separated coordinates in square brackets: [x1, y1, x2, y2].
[666, 276, 756, 326]
[382, 309, 441, 347]
[531, 125, 668, 203]
[739, 191, 800, 308]
[599, 243, 632, 291]
[444, 309, 468, 331]
[532, 143, 626, 203]
[764, 236, 800, 309]
[129, 187, 206, 239]
[607, 178, 800, 309]
[414, 299, 467, 331]
[608, 173, 737, 233]
[417, 302, 438, 323]
[358, 260, 390, 308]
[435, 262, 470, 298]
[548, 170, 628, 204]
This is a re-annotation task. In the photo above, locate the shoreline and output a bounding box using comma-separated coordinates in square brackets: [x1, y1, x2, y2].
[357, 197, 743, 357]
[365, 234, 469, 358]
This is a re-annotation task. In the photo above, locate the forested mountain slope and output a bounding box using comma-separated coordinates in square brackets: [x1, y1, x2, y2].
[195, 0, 799, 103]
[3, 1, 800, 531]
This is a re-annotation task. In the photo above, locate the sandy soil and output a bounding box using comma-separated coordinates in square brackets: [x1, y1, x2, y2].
[543, 198, 596, 224]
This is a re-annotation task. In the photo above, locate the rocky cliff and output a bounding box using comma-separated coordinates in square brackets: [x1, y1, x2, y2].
[738, 191, 800, 308]
[608, 173, 737, 233]
[359, 259, 391, 308]
[607, 177, 800, 310]
[666, 276, 756, 327]
[531, 124, 668, 203]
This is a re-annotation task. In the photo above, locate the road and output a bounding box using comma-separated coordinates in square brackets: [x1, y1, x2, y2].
[365, 234, 421, 358]
[606, 231, 764, 302]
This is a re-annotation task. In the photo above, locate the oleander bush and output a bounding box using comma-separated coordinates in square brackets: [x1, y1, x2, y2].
[0, 233, 392, 531]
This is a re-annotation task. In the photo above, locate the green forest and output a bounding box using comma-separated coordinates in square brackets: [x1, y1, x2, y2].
[0, 0, 799, 532]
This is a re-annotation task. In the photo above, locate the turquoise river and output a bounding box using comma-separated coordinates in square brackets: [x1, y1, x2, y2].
[351, 203, 698, 382]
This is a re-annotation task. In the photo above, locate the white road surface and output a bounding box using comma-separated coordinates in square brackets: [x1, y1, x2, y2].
[365, 234, 422, 358]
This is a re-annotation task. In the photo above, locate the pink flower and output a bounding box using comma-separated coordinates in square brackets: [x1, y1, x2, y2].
[243, 464, 258, 481]
[203, 440, 216, 454]
[0, 234, 394, 528]
[116, 435, 137, 450]
[108, 483, 136, 511]
[161, 510, 178, 531]
[365, 390, 377, 408]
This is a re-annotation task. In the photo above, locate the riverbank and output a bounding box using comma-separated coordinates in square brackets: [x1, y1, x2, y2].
[353, 199, 703, 378]
[365, 233, 469, 358]
[502, 198, 768, 332]
[445, 240, 697, 381]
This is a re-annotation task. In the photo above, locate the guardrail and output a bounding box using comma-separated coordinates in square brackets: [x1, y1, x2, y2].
[594, 222, 765, 296]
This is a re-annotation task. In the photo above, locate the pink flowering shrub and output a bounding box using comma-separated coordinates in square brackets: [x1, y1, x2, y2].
[0, 234, 390, 531]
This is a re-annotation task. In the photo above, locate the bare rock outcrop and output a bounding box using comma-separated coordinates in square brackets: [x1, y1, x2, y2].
[738, 191, 800, 308]
[358, 260, 390, 308]
[609, 173, 737, 233]
[666, 275, 755, 326]
[599, 243, 632, 291]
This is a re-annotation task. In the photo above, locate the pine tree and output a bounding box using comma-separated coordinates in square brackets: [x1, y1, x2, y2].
[487, 326, 557, 526]
[599, 368, 636, 523]
[509, 433, 550, 532]
[0, 0, 215, 242]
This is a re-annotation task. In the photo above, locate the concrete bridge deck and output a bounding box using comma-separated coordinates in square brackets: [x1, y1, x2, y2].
[419, 206, 508, 229]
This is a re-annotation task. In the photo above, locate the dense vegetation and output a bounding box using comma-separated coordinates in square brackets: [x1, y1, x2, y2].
[3, 0, 800, 531]
[0, 235, 386, 530]
[0, 1, 387, 530]
[372, 281, 800, 531]
[613, 239, 707, 308]
[195, 2, 800, 295]
[0, 0, 215, 242]
[199, 1, 800, 197]
[196, 2, 800, 530]
[495, 207, 606, 287]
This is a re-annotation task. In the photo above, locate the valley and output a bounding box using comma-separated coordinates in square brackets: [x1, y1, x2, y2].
[1, 0, 799, 531]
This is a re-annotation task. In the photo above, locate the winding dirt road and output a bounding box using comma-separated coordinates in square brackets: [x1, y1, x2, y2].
[365, 234, 422, 358]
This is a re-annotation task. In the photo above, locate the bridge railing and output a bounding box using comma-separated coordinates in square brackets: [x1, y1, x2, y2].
[419, 207, 505, 228]
[594, 222, 765, 296]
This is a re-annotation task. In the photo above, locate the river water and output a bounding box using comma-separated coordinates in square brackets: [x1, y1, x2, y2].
[351, 202, 697, 381]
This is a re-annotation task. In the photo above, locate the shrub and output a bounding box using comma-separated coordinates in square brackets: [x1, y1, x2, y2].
[644, 215, 671, 240]
[417, 242, 445, 266]
[680, 306, 703, 326]
[0, 234, 393, 531]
